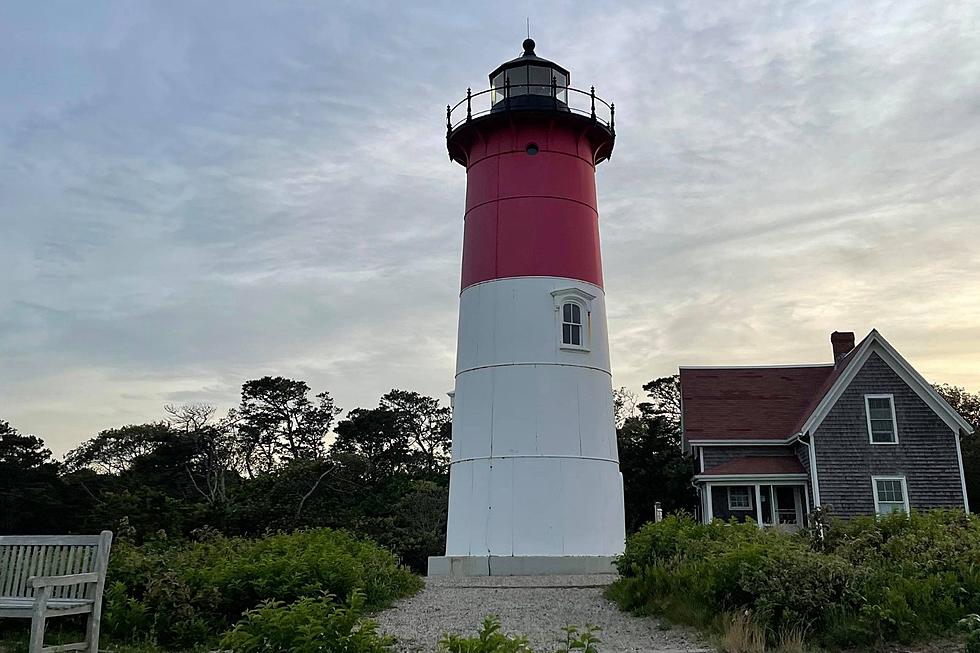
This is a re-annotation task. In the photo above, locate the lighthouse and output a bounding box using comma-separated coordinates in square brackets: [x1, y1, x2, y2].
[428, 40, 625, 576]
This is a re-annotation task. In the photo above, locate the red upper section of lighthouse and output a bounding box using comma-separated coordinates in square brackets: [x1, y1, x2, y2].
[448, 41, 615, 292]
[460, 121, 604, 289]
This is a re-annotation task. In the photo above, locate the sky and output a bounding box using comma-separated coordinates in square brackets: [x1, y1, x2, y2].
[1, 0, 979, 457]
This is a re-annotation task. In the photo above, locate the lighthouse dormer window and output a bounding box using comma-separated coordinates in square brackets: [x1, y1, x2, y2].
[562, 302, 583, 346]
[552, 287, 595, 352]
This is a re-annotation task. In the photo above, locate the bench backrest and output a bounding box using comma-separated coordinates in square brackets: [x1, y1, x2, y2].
[0, 532, 113, 600]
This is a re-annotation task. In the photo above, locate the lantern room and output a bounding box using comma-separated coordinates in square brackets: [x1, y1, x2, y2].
[489, 38, 570, 109]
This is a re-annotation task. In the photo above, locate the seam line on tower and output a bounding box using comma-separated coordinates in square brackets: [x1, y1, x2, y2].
[460, 275, 606, 295]
[455, 362, 612, 377]
[464, 194, 599, 218]
[450, 455, 620, 465]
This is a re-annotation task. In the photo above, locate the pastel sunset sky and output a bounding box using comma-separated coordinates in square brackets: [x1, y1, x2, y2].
[2, 0, 978, 455]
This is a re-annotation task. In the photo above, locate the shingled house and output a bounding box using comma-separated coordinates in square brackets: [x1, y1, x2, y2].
[680, 330, 974, 527]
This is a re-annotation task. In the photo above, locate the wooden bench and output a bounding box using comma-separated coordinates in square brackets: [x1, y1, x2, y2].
[0, 532, 113, 653]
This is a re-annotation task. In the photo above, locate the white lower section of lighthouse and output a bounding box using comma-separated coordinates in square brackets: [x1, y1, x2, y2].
[428, 276, 626, 576]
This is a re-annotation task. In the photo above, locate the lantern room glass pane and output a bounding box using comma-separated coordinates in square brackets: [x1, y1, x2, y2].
[528, 65, 553, 96]
[491, 72, 505, 104]
[554, 71, 568, 103]
[507, 65, 528, 94]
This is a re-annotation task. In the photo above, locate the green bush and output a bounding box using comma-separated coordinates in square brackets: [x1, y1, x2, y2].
[104, 529, 422, 648]
[438, 618, 601, 653]
[609, 510, 980, 648]
[219, 590, 394, 653]
[960, 614, 980, 653]
[440, 617, 532, 653]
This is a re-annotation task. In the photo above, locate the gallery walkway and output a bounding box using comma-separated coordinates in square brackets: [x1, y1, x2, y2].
[375, 574, 712, 653]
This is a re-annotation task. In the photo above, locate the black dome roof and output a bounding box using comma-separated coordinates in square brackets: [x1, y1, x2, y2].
[488, 38, 570, 82]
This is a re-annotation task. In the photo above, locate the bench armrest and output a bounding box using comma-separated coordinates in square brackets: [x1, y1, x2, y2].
[30, 573, 99, 589]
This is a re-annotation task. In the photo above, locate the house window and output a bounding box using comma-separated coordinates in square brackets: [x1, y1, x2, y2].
[865, 395, 898, 444]
[561, 302, 583, 347]
[872, 476, 909, 515]
[728, 486, 753, 511]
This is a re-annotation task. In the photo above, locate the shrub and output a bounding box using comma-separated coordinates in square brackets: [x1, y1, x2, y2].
[439, 617, 532, 653]
[960, 613, 980, 653]
[438, 618, 601, 653]
[219, 590, 394, 653]
[609, 510, 980, 649]
[104, 529, 422, 648]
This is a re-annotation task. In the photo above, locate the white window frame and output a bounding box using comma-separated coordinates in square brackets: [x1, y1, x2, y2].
[865, 394, 899, 445]
[551, 288, 594, 353]
[727, 486, 753, 511]
[871, 475, 909, 516]
[560, 300, 586, 349]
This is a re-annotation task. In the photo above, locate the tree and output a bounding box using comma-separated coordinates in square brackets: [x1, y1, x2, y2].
[0, 420, 65, 534]
[235, 377, 341, 477]
[639, 375, 681, 425]
[329, 390, 452, 482]
[613, 387, 640, 428]
[616, 376, 695, 531]
[935, 383, 980, 512]
[617, 412, 696, 532]
[63, 420, 225, 537]
[164, 404, 241, 506]
[330, 407, 411, 481]
[379, 390, 451, 477]
[64, 422, 174, 475]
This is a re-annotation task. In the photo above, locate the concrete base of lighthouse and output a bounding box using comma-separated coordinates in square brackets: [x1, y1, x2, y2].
[427, 555, 617, 577]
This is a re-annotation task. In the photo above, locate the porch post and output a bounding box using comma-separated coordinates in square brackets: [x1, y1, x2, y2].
[795, 486, 805, 526]
[755, 484, 763, 528]
[705, 483, 713, 523]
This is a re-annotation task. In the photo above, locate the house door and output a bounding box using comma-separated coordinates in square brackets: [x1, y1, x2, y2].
[759, 485, 804, 528]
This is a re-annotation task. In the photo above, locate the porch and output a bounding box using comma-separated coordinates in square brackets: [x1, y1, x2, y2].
[702, 481, 809, 528]
[694, 455, 811, 529]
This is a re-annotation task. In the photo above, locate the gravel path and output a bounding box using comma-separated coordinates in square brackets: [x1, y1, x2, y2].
[374, 575, 712, 653]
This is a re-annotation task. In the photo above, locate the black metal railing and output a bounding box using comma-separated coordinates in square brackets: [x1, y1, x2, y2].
[447, 82, 614, 136]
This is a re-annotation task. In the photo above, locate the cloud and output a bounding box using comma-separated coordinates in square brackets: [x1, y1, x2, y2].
[1, 0, 978, 455]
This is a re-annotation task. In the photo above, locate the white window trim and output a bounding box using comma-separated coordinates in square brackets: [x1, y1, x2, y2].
[871, 475, 910, 516]
[865, 394, 899, 445]
[559, 299, 588, 351]
[727, 486, 753, 511]
[551, 288, 595, 353]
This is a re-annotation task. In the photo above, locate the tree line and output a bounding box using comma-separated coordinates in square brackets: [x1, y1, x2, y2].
[1, 374, 976, 570]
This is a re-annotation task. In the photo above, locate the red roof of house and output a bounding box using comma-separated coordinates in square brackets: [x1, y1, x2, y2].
[681, 365, 835, 441]
[701, 455, 806, 476]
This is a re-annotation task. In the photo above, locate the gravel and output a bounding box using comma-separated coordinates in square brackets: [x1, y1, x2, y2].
[373, 575, 712, 653]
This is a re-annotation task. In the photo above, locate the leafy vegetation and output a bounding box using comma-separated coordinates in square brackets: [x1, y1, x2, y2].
[613, 377, 698, 530]
[102, 529, 421, 648]
[961, 613, 980, 653]
[609, 511, 980, 649]
[438, 617, 601, 653]
[219, 591, 395, 653]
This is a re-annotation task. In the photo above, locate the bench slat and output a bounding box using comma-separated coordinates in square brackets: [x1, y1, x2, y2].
[62, 547, 77, 599]
[0, 536, 103, 546]
[44, 642, 89, 653]
[12, 546, 29, 597]
[0, 598, 94, 609]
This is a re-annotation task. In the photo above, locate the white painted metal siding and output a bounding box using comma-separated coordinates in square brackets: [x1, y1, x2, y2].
[445, 275, 625, 558]
[446, 457, 625, 556]
[456, 277, 611, 375]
